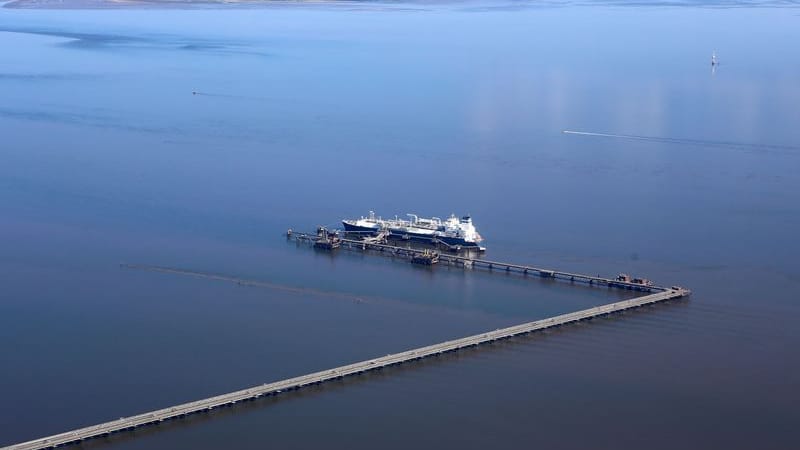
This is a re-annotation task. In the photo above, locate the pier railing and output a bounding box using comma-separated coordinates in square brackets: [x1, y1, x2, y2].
[2, 286, 687, 450]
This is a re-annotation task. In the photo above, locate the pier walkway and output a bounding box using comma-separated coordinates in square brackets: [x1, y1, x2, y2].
[3, 286, 688, 450]
[290, 231, 671, 293]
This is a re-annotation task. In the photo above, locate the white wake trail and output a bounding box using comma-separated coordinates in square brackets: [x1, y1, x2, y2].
[562, 130, 799, 154]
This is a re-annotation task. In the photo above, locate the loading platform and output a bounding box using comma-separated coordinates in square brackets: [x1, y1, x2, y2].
[288, 230, 671, 293]
[411, 249, 440, 265]
[2, 232, 690, 450]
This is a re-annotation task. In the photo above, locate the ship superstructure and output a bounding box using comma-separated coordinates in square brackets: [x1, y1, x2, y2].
[342, 211, 484, 250]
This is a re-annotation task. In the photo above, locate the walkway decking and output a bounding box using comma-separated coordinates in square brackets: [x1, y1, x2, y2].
[3, 286, 688, 450]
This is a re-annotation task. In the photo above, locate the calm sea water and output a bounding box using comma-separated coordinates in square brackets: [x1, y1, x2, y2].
[1, 2, 798, 449]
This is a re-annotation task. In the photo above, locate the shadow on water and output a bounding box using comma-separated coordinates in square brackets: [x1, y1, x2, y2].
[0, 107, 172, 134]
[122, 262, 417, 307]
[0, 28, 146, 48]
[0, 72, 97, 81]
[190, 91, 275, 102]
[121, 253, 637, 320]
[0, 26, 270, 56]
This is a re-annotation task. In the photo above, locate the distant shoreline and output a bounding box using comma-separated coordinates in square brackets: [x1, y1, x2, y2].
[3, 0, 346, 9]
[5, 0, 800, 9]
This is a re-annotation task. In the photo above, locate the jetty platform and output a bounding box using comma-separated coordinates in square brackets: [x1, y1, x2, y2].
[289, 230, 673, 293]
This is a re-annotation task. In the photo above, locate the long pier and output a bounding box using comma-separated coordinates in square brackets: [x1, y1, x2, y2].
[4, 233, 691, 449]
[2, 285, 688, 450]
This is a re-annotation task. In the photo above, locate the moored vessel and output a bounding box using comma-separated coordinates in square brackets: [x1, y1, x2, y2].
[342, 211, 484, 250]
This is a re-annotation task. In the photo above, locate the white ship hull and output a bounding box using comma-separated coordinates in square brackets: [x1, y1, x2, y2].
[342, 212, 484, 249]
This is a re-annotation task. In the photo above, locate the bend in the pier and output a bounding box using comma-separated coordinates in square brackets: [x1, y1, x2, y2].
[3, 287, 689, 450]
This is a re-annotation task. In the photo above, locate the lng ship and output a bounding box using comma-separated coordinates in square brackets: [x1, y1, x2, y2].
[342, 211, 484, 250]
